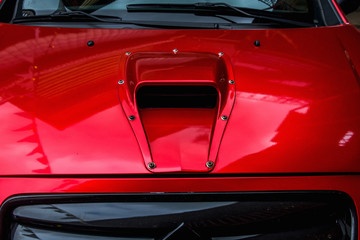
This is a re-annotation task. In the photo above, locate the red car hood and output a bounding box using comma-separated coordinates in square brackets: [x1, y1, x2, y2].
[0, 23, 360, 175]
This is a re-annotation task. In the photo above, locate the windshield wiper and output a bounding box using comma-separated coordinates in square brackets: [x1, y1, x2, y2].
[13, 10, 222, 29]
[13, 10, 123, 23]
[50, 11, 123, 22]
[127, 2, 314, 27]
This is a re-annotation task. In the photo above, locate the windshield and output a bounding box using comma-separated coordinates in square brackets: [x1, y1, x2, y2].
[21, 0, 309, 13]
[11, 0, 342, 29]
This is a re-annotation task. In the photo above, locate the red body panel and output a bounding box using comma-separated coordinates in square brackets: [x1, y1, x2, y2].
[0, 24, 360, 175]
[119, 52, 235, 172]
[1, 17, 360, 238]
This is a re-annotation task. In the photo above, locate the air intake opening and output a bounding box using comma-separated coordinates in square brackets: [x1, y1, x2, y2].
[136, 85, 218, 109]
[2, 192, 357, 240]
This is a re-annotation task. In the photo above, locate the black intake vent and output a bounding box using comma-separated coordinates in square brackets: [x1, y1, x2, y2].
[0, 192, 356, 240]
[136, 85, 218, 109]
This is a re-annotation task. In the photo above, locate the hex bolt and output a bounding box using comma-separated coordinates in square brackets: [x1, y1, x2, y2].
[254, 40, 261, 47]
[221, 115, 228, 121]
[125, 52, 131, 56]
[206, 161, 214, 168]
[173, 49, 178, 54]
[218, 52, 224, 57]
[128, 115, 136, 121]
[118, 80, 124, 84]
[148, 162, 156, 169]
[229, 80, 235, 84]
[87, 40, 95, 47]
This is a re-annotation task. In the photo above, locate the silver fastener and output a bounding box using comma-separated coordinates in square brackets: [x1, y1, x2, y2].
[173, 49, 178, 54]
[125, 52, 131, 56]
[218, 52, 224, 57]
[229, 80, 235, 84]
[206, 161, 214, 168]
[118, 80, 124, 84]
[221, 115, 228, 121]
[128, 115, 136, 121]
[148, 162, 156, 169]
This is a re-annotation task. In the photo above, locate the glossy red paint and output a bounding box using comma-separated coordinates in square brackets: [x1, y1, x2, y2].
[0, 176, 359, 202]
[0, 24, 359, 175]
[140, 108, 217, 172]
[1, 3, 360, 237]
[119, 52, 235, 172]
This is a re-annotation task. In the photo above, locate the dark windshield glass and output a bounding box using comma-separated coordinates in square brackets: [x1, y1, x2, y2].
[12, 0, 342, 28]
[21, 0, 309, 14]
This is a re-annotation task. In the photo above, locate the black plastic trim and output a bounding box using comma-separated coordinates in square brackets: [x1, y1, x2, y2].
[0, 191, 358, 240]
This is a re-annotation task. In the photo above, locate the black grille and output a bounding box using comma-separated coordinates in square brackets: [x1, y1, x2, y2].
[0, 192, 357, 240]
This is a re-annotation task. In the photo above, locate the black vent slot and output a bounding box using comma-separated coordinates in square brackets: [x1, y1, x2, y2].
[136, 85, 218, 109]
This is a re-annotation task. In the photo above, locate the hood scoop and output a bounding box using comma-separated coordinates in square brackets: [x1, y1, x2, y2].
[118, 52, 235, 173]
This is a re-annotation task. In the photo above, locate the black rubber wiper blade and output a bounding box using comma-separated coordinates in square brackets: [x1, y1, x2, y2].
[127, 2, 314, 27]
[13, 11, 122, 23]
[201, 2, 313, 27]
[50, 11, 122, 22]
[127, 3, 224, 14]
[118, 20, 228, 29]
[128, 3, 197, 11]
[13, 14, 223, 29]
[127, 3, 239, 24]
